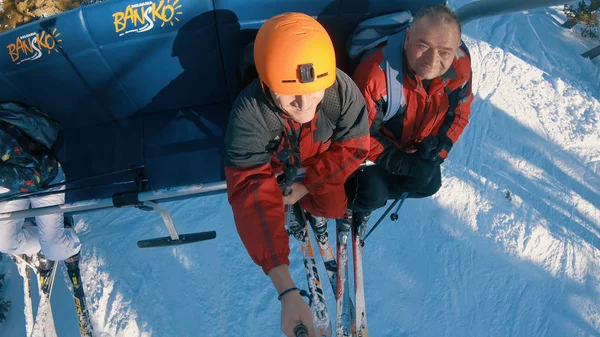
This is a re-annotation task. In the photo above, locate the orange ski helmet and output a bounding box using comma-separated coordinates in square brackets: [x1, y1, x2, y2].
[254, 12, 336, 95]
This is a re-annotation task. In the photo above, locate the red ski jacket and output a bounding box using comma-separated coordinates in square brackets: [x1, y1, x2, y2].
[352, 43, 473, 162]
[225, 69, 369, 274]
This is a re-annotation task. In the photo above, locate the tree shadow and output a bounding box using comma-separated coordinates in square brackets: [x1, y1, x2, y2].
[445, 95, 600, 251]
[358, 190, 600, 336]
[358, 94, 600, 333]
[352, 9, 600, 335]
[462, 7, 600, 103]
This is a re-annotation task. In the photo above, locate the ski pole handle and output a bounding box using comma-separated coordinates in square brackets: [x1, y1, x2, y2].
[294, 323, 309, 337]
[282, 164, 297, 197]
[284, 164, 297, 185]
[276, 149, 299, 197]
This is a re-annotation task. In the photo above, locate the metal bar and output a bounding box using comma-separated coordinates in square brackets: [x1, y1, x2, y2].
[3, 166, 145, 202]
[142, 201, 180, 240]
[0, 181, 227, 221]
[137, 231, 217, 248]
[0, 161, 374, 221]
[45, 165, 145, 189]
[0, 180, 135, 203]
[582, 45, 600, 60]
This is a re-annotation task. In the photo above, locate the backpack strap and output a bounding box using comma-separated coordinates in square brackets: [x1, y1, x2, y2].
[347, 11, 412, 123]
[347, 11, 413, 60]
[381, 30, 407, 122]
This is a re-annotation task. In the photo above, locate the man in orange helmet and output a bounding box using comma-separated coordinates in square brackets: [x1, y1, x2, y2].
[224, 12, 369, 337]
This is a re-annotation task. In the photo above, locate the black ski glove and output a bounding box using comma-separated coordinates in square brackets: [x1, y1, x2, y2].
[377, 150, 439, 183]
[415, 135, 453, 162]
[375, 150, 411, 176]
[404, 153, 440, 183]
[377, 151, 440, 184]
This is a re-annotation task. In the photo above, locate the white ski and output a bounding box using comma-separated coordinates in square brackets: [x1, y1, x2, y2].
[12, 255, 35, 336]
[31, 260, 58, 337]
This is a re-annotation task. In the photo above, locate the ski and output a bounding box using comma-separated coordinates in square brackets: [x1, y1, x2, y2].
[288, 203, 332, 337]
[31, 257, 59, 337]
[63, 215, 94, 336]
[306, 215, 337, 289]
[11, 218, 93, 336]
[306, 213, 356, 337]
[11, 254, 35, 336]
[65, 256, 94, 337]
[335, 213, 354, 337]
[352, 213, 369, 337]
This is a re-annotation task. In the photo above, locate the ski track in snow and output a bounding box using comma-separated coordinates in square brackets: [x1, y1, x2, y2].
[2, 2, 600, 337]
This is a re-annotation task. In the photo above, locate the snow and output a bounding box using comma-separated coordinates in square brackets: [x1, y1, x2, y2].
[1, 1, 599, 336]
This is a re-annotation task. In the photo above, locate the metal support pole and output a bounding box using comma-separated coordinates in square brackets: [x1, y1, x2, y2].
[140, 201, 180, 241]
[0, 181, 227, 220]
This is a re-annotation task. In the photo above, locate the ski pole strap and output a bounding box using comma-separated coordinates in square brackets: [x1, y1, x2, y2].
[278, 287, 300, 301]
[277, 287, 310, 302]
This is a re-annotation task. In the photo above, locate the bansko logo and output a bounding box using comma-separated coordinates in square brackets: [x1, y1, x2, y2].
[6, 28, 62, 65]
[113, 0, 183, 36]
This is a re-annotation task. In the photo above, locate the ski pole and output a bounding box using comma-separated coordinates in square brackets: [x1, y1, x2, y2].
[362, 192, 408, 245]
[294, 323, 309, 337]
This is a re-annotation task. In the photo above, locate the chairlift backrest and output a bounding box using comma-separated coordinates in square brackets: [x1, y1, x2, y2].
[0, 0, 445, 203]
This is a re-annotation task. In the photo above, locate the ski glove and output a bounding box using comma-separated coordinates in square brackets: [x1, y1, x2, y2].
[415, 135, 452, 162]
[378, 150, 440, 182]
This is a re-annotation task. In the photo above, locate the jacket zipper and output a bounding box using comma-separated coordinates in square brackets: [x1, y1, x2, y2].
[410, 82, 430, 143]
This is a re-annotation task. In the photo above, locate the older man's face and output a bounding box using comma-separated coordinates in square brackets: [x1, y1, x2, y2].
[405, 16, 461, 80]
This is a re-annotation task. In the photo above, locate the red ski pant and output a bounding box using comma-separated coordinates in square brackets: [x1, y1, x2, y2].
[299, 184, 347, 219]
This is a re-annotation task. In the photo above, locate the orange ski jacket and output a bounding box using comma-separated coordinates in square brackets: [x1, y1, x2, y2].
[225, 69, 369, 274]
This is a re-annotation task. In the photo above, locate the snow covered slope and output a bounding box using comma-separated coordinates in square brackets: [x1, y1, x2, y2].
[1, 2, 599, 337]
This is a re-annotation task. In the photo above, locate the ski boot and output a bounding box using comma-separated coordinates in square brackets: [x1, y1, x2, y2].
[64, 214, 75, 229]
[308, 214, 330, 245]
[352, 211, 371, 239]
[35, 252, 56, 294]
[64, 252, 80, 272]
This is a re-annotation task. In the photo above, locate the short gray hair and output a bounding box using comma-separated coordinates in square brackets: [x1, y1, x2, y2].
[413, 4, 462, 36]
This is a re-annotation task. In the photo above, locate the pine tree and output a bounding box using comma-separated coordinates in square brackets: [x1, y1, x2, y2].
[0, 274, 11, 324]
[0, 1, 99, 33]
[563, 0, 600, 39]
